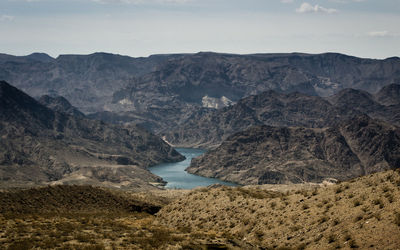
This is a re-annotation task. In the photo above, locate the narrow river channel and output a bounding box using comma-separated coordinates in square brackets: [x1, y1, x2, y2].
[149, 148, 238, 189]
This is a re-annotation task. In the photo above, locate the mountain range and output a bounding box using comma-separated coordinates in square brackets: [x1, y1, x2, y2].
[1, 52, 399, 133]
[1, 51, 400, 188]
[1, 51, 400, 249]
[0, 52, 178, 113]
[0, 80, 183, 189]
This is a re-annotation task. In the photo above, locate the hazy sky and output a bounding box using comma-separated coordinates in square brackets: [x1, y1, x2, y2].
[1, 0, 399, 59]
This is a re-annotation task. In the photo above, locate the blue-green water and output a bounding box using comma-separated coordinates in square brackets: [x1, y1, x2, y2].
[149, 148, 238, 189]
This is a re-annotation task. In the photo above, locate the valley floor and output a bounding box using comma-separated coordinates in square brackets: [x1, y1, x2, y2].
[1, 170, 400, 249]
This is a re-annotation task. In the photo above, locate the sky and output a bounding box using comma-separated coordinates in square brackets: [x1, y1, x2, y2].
[0, 0, 399, 59]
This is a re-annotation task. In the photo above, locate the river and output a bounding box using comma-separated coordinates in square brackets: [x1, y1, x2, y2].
[149, 148, 238, 189]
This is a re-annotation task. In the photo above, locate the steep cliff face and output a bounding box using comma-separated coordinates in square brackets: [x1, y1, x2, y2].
[187, 116, 400, 185]
[0, 81, 184, 189]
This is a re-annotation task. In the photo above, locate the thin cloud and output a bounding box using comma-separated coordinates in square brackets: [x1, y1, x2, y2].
[367, 31, 389, 37]
[296, 2, 338, 14]
[11, 0, 44, 2]
[91, 0, 192, 4]
[280, 0, 294, 3]
[0, 15, 15, 22]
[330, 0, 365, 3]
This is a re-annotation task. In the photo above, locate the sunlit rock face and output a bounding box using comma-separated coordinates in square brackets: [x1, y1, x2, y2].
[202, 95, 234, 109]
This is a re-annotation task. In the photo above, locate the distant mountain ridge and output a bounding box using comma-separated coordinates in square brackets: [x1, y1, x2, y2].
[1, 52, 399, 133]
[0, 52, 180, 113]
[0, 81, 184, 190]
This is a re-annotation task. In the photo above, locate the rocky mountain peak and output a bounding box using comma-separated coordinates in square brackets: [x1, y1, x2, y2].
[0, 81, 54, 127]
[26, 53, 54, 63]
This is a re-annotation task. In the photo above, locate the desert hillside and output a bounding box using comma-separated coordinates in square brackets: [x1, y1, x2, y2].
[0, 185, 239, 249]
[1, 170, 399, 249]
[157, 169, 400, 249]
